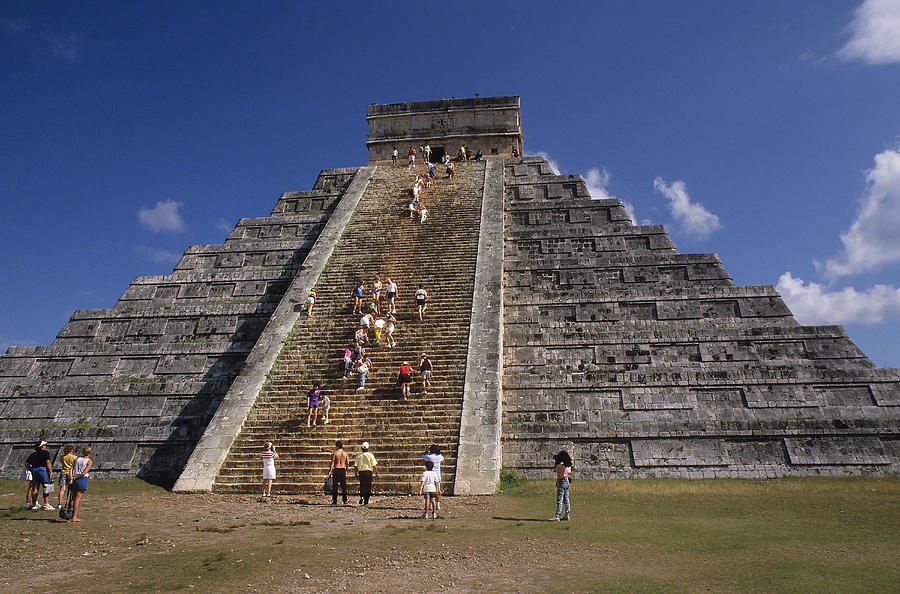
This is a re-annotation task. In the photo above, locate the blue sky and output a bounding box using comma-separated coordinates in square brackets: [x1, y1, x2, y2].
[2, 1, 900, 366]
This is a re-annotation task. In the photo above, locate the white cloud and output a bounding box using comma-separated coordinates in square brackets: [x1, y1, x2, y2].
[820, 148, 900, 279]
[585, 167, 612, 200]
[652, 177, 721, 238]
[135, 245, 182, 263]
[138, 199, 186, 232]
[777, 272, 900, 325]
[837, 0, 900, 65]
[527, 151, 561, 174]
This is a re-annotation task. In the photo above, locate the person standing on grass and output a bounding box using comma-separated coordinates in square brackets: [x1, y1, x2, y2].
[329, 441, 350, 505]
[261, 442, 278, 497]
[25, 440, 53, 510]
[419, 459, 440, 519]
[57, 444, 77, 509]
[549, 450, 573, 521]
[69, 447, 92, 522]
[419, 353, 433, 394]
[307, 383, 322, 427]
[423, 444, 444, 510]
[354, 442, 378, 505]
[351, 281, 365, 314]
[415, 284, 428, 321]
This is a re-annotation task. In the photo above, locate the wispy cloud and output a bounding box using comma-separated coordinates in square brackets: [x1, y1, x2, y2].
[2, 18, 32, 38]
[2, 17, 82, 61]
[652, 177, 721, 238]
[837, 0, 900, 65]
[134, 245, 182, 263]
[45, 31, 82, 61]
[215, 218, 234, 234]
[818, 148, 900, 279]
[778, 272, 900, 325]
[0, 336, 37, 353]
[138, 199, 186, 232]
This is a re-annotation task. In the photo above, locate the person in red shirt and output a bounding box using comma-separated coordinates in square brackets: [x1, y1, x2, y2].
[397, 361, 412, 399]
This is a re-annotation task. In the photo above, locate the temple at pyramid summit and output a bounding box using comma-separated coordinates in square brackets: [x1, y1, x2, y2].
[1, 96, 898, 494]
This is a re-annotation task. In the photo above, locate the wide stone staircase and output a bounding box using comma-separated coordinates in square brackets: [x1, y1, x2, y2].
[212, 160, 486, 494]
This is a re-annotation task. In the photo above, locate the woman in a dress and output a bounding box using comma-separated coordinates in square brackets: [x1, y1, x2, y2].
[261, 442, 278, 497]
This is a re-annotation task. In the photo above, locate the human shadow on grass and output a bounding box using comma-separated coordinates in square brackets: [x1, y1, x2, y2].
[492, 516, 549, 522]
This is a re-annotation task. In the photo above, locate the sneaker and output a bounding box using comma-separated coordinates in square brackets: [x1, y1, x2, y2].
[32, 505, 42, 512]
[323, 419, 329, 424]
[549, 516, 560, 521]
[307, 421, 311, 427]
[561, 514, 570, 521]
[43, 504, 55, 511]
[421, 512, 428, 519]
[25, 503, 34, 510]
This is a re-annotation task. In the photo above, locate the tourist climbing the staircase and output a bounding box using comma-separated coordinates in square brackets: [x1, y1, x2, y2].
[384, 312, 397, 348]
[419, 353, 433, 394]
[355, 355, 372, 390]
[446, 161, 454, 180]
[385, 278, 397, 313]
[305, 289, 316, 317]
[373, 316, 385, 345]
[354, 325, 368, 346]
[320, 394, 331, 424]
[371, 276, 382, 313]
[351, 281, 365, 314]
[341, 345, 353, 379]
[415, 284, 428, 321]
[306, 383, 322, 427]
[407, 146, 416, 170]
[353, 442, 378, 505]
[391, 147, 398, 165]
[423, 143, 431, 163]
[398, 361, 413, 400]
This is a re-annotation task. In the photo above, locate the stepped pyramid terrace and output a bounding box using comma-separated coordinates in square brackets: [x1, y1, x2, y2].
[1, 96, 898, 494]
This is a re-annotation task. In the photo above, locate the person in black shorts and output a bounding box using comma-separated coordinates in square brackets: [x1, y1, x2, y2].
[415, 284, 427, 321]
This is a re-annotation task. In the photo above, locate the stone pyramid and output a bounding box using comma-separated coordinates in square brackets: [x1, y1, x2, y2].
[0, 96, 896, 491]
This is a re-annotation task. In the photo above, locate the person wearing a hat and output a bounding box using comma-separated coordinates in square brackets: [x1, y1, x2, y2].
[353, 442, 378, 505]
[24, 440, 54, 510]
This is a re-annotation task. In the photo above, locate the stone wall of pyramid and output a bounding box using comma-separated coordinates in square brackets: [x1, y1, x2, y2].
[0, 169, 358, 478]
[500, 157, 900, 477]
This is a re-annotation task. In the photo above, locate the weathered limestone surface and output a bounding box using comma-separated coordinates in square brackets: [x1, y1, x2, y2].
[455, 159, 504, 495]
[0, 169, 359, 478]
[173, 166, 374, 492]
[500, 156, 900, 478]
[366, 96, 522, 161]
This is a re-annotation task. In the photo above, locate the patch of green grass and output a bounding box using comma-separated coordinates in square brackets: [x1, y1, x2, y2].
[498, 468, 527, 491]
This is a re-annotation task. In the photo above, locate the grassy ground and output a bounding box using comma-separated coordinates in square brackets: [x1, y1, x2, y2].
[1, 476, 897, 592]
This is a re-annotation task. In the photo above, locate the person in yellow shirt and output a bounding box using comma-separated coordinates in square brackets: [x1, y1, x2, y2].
[57, 445, 77, 508]
[353, 442, 378, 505]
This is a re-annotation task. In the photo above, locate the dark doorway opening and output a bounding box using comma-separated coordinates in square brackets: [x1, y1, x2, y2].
[429, 147, 445, 163]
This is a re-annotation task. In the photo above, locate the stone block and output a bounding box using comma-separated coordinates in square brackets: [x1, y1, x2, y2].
[632, 438, 730, 467]
[784, 437, 889, 465]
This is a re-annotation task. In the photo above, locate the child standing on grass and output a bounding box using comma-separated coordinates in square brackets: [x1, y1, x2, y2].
[419, 459, 441, 519]
[549, 450, 572, 521]
[57, 444, 77, 509]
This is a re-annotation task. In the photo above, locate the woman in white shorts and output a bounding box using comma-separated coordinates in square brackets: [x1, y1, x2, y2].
[261, 442, 278, 497]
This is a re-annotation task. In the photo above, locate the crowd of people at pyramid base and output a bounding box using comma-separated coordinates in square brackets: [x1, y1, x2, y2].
[20, 440, 93, 522]
[262, 441, 445, 518]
